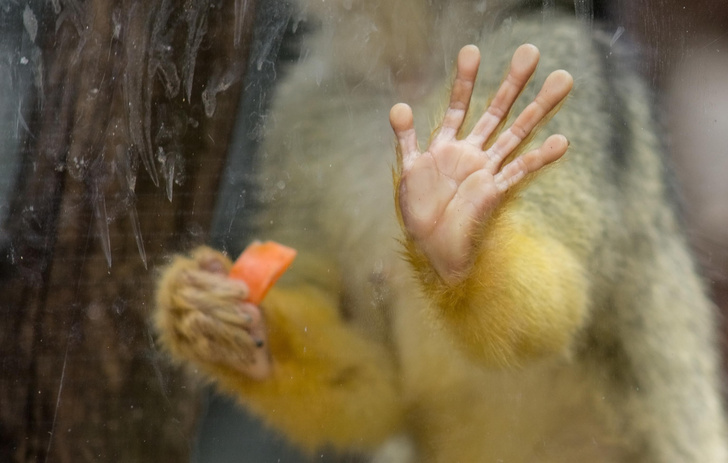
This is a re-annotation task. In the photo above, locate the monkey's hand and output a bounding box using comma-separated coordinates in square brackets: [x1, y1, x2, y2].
[390, 44, 573, 284]
[156, 248, 405, 451]
[154, 246, 272, 381]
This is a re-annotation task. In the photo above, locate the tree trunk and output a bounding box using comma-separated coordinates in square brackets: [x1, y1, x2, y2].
[0, 0, 255, 461]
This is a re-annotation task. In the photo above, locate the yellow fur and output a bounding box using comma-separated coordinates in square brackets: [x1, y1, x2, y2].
[181, 284, 404, 453]
[398, 197, 588, 366]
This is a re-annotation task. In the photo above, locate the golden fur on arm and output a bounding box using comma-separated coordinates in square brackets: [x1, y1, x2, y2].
[218, 285, 405, 452]
[397, 186, 589, 367]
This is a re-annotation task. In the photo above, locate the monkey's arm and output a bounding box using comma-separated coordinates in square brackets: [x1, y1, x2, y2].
[391, 44, 587, 366]
[155, 247, 403, 452]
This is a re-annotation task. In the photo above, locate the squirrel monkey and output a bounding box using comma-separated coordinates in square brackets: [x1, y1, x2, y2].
[155, 1, 728, 461]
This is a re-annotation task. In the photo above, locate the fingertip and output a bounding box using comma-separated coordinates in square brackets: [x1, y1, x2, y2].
[390, 102, 414, 132]
[231, 277, 250, 295]
[193, 247, 232, 274]
[518, 43, 540, 55]
[543, 134, 570, 160]
[546, 69, 574, 95]
[546, 133, 568, 147]
[557, 69, 574, 88]
[458, 44, 481, 73]
[239, 302, 262, 325]
[459, 44, 480, 59]
[511, 43, 540, 77]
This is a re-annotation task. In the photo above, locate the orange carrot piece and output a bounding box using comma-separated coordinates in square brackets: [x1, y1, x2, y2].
[229, 241, 297, 304]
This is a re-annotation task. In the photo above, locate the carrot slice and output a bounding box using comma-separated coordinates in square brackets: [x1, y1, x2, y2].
[229, 241, 297, 304]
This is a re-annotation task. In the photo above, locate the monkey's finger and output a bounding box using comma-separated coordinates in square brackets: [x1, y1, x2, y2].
[493, 134, 569, 191]
[186, 307, 272, 380]
[176, 284, 247, 319]
[207, 303, 260, 330]
[191, 246, 233, 275]
[485, 70, 573, 171]
[186, 309, 258, 352]
[435, 44, 481, 141]
[184, 268, 249, 300]
[390, 103, 420, 168]
[465, 44, 540, 148]
[185, 314, 257, 364]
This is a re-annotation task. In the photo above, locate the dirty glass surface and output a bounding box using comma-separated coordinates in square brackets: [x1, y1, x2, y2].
[0, 0, 726, 462]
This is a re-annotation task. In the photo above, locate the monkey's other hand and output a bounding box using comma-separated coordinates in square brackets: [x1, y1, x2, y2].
[155, 246, 272, 381]
[390, 44, 573, 284]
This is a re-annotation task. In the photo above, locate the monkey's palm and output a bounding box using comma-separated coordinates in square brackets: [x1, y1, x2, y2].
[391, 45, 573, 283]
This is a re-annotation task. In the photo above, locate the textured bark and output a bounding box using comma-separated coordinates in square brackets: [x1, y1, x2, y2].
[0, 1, 255, 461]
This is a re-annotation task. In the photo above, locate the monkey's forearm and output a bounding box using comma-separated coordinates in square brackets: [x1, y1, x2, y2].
[406, 210, 588, 367]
